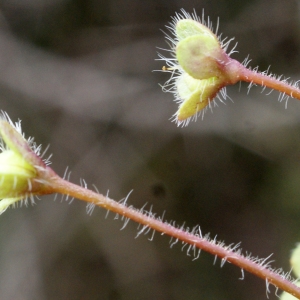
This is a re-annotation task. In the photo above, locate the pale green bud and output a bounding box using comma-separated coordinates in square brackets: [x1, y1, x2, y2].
[0, 113, 52, 214]
[290, 244, 300, 278]
[0, 150, 36, 198]
[176, 19, 214, 41]
[279, 244, 300, 300]
[176, 73, 223, 121]
[159, 10, 241, 126]
[176, 19, 228, 80]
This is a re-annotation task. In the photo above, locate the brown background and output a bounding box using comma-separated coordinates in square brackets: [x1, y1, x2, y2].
[0, 0, 300, 299]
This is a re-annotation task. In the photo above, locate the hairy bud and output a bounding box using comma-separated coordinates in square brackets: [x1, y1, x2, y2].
[0, 113, 53, 214]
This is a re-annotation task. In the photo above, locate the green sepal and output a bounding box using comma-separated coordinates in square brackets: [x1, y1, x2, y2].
[176, 34, 223, 80]
[176, 19, 215, 41]
[0, 150, 36, 198]
[176, 74, 223, 120]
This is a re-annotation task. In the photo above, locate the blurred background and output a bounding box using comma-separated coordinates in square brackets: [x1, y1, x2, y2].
[0, 0, 300, 299]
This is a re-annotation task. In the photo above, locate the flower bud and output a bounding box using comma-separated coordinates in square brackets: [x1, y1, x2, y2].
[176, 73, 223, 121]
[0, 113, 52, 214]
[0, 150, 36, 198]
[279, 244, 300, 300]
[159, 10, 240, 126]
[176, 19, 230, 80]
[176, 18, 213, 41]
[290, 244, 300, 278]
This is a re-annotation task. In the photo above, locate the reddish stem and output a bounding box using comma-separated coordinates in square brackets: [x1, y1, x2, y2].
[228, 60, 300, 100]
[48, 174, 300, 299]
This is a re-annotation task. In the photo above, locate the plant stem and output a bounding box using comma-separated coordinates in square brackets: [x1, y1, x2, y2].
[238, 63, 300, 100]
[49, 174, 300, 299]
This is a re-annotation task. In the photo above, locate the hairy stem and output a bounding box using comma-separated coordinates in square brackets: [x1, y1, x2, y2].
[48, 174, 300, 299]
[238, 63, 300, 100]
